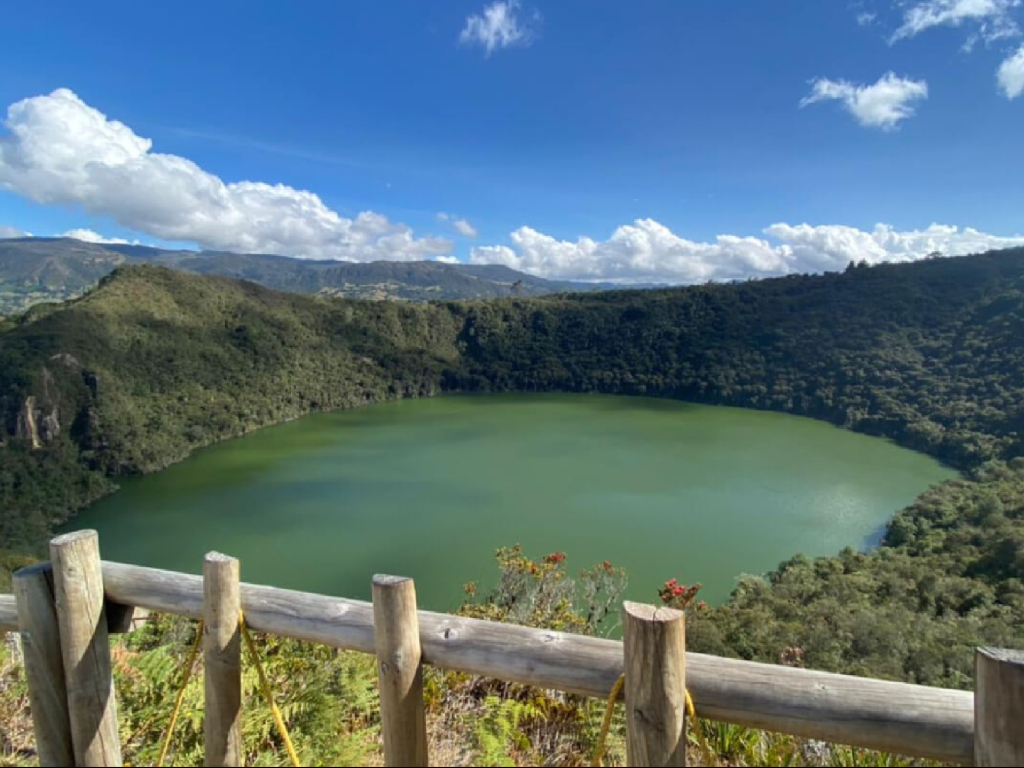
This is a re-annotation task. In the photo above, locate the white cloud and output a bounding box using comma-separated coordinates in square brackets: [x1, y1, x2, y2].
[460, 1, 537, 55]
[0, 89, 452, 261]
[434, 255, 461, 264]
[437, 212, 479, 238]
[998, 43, 1024, 96]
[468, 219, 1024, 283]
[891, 0, 1021, 43]
[858, 12, 878, 25]
[453, 218, 478, 238]
[61, 228, 132, 244]
[800, 72, 928, 129]
[0, 224, 29, 238]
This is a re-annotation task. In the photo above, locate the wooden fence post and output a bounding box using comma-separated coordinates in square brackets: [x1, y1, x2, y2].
[50, 530, 122, 767]
[13, 563, 75, 768]
[372, 575, 428, 767]
[204, 552, 242, 767]
[623, 601, 687, 767]
[975, 647, 1024, 765]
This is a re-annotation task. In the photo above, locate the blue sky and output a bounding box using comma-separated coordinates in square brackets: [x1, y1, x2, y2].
[1, 0, 1023, 282]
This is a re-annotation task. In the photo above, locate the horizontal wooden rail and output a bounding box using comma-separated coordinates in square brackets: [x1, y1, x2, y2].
[97, 560, 974, 763]
[0, 594, 16, 632]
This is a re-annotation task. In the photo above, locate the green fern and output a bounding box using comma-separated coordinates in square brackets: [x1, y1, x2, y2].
[473, 695, 535, 767]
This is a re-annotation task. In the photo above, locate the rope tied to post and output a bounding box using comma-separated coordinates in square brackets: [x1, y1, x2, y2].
[156, 619, 204, 767]
[155, 612, 302, 768]
[590, 675, 711, 767]
[239, 609, 302, 768]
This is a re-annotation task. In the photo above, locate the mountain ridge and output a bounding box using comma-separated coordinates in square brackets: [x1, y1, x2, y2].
[0, 236, 616, 313]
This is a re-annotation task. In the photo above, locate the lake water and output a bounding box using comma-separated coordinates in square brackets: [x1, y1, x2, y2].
[62, 394, 956, 609]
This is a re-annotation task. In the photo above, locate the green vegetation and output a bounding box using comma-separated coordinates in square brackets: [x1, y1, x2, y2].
[1, 247, 1023, 709]
[689, 458, 1024, 687]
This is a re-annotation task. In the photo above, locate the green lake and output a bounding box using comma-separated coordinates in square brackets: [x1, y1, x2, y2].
[62, 394, 956, 609]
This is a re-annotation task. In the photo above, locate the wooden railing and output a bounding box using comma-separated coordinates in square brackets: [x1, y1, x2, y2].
[1, 530, 1023, 766]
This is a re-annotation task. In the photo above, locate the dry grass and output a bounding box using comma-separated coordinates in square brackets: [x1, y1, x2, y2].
[0, 635, 34, 768]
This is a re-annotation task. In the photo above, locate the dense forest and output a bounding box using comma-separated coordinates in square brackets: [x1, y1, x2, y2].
[2, 247, 1024, 689]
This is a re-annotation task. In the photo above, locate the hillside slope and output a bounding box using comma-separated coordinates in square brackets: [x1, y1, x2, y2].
[0, 266, 463, 560]
[0, 237, 605, 312]
[2, 248, 1023, 557]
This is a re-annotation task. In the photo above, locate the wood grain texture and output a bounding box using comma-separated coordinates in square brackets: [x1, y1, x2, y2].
[97, 559, 974, 763]
[13, 563, 75, 768]
[203, 553, 242, 767]
[50, 531, 122, 767]
[975, 647, 1024, 766]
[373, 575, 428, 767]
[623, 602, 687, 767]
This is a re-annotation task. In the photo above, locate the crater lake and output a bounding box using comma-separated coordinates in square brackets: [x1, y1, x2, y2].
[62, 394, 957, 609]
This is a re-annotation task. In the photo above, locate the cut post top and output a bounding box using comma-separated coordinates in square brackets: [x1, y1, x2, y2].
[623, 600, 685, 623]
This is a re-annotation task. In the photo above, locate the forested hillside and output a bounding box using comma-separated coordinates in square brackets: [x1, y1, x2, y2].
[450, 251, 1024, 468]
[2, 248, 1024, 688]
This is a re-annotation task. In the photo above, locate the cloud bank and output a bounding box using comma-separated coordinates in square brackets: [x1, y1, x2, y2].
[0, 89, 452, 261]
[60, 228, 135, 244]
[0, 224, 28, 238]
[801, 73, 928, 129]
[469, 220, 1024, 283]
[2, 91, 1021, 287]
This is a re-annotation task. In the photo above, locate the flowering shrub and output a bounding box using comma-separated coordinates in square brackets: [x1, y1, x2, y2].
[656, 578, 705, 611]
[459, 545, 627, 636]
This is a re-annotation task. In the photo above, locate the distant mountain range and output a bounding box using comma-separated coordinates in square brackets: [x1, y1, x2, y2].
[0, 237, 618, 313]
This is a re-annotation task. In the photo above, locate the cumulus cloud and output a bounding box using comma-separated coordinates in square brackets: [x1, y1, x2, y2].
[998, 43, 1024, 96]
[0, 224, 28, 238]
[0, 89, 452, 261]
[434, 255, 461, 264]
[891, 0, 1021, 43]
[460, 1, 537, 55]
[468, 219, 1024, 283]
[437, 212, 479, 238]
[61, 228, 134, 244]
[800, 73, 928, 129]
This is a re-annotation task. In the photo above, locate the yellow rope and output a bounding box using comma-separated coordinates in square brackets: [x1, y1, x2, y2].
[590, 675, 712, 767]
[590, 674, 625, 767]
[239, 610, 302, 768]
[686, 688, 714, 767]
[156, 619, 204, 767]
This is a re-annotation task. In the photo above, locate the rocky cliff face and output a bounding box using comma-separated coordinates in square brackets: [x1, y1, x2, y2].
[15, 396, 43, 449]
[2, 355, 95, 450]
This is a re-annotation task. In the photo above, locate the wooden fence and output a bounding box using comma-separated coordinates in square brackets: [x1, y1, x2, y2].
[0, 529, 1022, 766]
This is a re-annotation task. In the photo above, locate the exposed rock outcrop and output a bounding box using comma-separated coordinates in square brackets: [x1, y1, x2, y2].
[50, 352, 81, 370]
[40, 407, 61, 443]
[15, 396, 42, 449]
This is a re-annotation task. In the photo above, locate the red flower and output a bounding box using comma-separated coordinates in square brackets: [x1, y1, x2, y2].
[543, 552, 566, 565]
